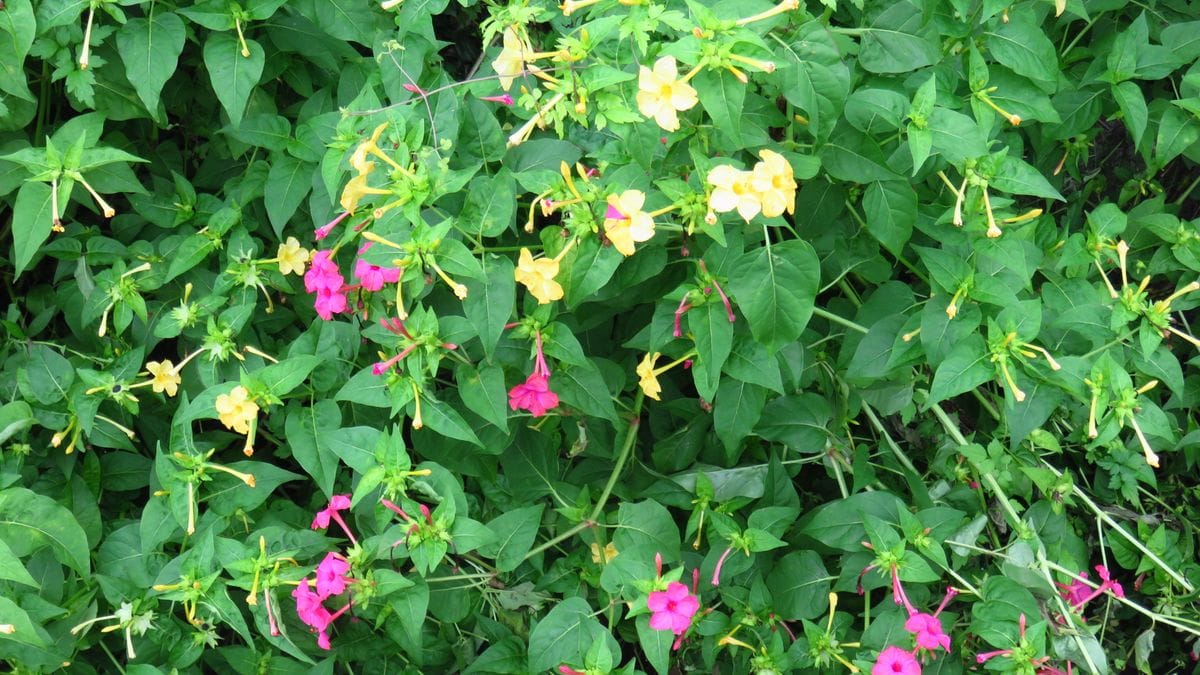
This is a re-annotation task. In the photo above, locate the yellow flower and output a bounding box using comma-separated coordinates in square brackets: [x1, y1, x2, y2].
[635, 56, 698, 133]
[350, 122, 394, 175]
[514, 248, 564, 304]
[277, 236, 310, 276]
[146, 360, 181, 397]
[636, 352, 662, 400]
[492, 27, 529, 92]
[603, 190, 656, 256]
[749, 149, 796, 218]
[590, 541, 619, 563]
[340, 164, 391, 213]
[707, 165, 761, 222]
[215, 386, 259, 435]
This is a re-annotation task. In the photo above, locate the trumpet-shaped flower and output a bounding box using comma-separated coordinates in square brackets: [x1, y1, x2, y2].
[603, 190, 656, 256]
[278, 236, 310, 276]
[508, 372, 560, 417]
[514, 248, 563, 304]
[315, 553, 352, 599]
[647, 581, 699, 635]
[354, 243, 402, 291]
[872, 646, 921, 675]
[750, 149, 796, 218]
[637, 352, 663, 400]
[636, 56, 698, 132]
[707, 165, 761, 222]
[492, 27, 529, 91]
[215, 386, 258, 435]
[146, 360, 181, 397]
[340, 164, 391, 213]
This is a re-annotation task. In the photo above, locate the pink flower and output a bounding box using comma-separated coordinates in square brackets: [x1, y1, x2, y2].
[905, 586, 956, 653]
[1057, 570, 1091, 605]
[315, 553, 351, 599]
[312, 495, 357, 546]
[872, 645, 921, 675]
[508, 331, 559, 417]
[353, 242, 402, 291]
[480, 93, 514, 105]
[314, 288, 348, 320]
[508, 372, 559, 416]
[315, 211, 350, 240]
[647, 581, 699, 635]
[304, 250, 343, 293]
[905, 613, 950, 653]
[292, 578, 351, 651]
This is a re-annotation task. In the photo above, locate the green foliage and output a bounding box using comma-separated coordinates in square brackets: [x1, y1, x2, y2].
[2, 0, 1200, 673]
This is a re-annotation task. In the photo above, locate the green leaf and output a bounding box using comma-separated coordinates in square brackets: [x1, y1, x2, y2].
[1155, 105, 1200, 168]
[798, 491, 903, 551]
[0, 596, 44, 647]
[415, 393, 483, 447]
[689, 301, 734, 401]
[0, 401, 34, 446]
[479, 504, 543, 572]
[858, 2, 940, 74]
[986, 12, 1059, 89]
[10, 180, 54, 277]
[203, 33, 265, 126]
[693, 68, 745, 147]
[0, 487, 91, 575]
[253, 355, 321, 397]
[326, 426, 382, 475]
[767, 550, 831, 620]
[528, 598, 611, 673]
[778, 24, 850, 142]
[635, 615, 673, 675]
[459, 173, 516, 238]
[21, 345, 74, 405]
[728, 239, 820, 354]
[863, 180, 916, 255]
[264, 154, 314, 239]
[463, 254, 515, 359]
[336, 367, 392, 408]
[284, 402, 341, 498]
[929, 108, 989, 164]
[0, 0, 35, 101]
[116, 12, 186, 115]
[820, 128, 899, 182]
[928, 338, 994, 405]
[0, 537, 38, 587]
[990, 155, 1064, 200]
[553, 362, 618, 423]
[714, 379, 766, 455]
[756, 393, 831, 452]
[613, 500, 681, 562]
[456, 363, 509, 429]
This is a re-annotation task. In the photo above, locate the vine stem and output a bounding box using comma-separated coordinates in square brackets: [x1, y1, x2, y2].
[929, 402, 1099, 674]
[1038, 460, 1195, 594]
[812, 307, 867, 334]
[521, 392, 645, 563]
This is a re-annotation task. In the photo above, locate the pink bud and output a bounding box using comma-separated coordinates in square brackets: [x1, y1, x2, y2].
[480, 94, 514, 105]
[403, 83, 426, 95]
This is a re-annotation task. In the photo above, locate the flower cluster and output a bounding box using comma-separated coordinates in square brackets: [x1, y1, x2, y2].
[294, 495, 358, 650]
[867, 563, 957, 674]
[1056, 565, 1125, 616]
[304, 250, 348, 320]
[707, 149, 796, 222]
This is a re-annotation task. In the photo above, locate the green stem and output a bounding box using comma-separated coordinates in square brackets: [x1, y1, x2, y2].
[522, 392, 645, 564]
[861, 401, 920, 476]
[1039, 460, 1195, 593]
[812, 307, 867, 334]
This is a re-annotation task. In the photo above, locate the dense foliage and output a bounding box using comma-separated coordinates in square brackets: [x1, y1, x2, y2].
[2, 0, 1200, 672]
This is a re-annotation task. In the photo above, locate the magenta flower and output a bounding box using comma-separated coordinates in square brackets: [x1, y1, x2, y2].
[480, 93, 514, 105]
[647, 581, 699, 635]
[1057, 570, 1091, 605]
[304, 250, 343, 293]
[315, 552, 352, 599]
[905, 613, 950, 653]
[312, 495, 357, 546]
[314, 288, 348, 320]
[872, 645, 921, 675]
[508, 332, 559, 417]
[508, 372, 559, 417]
[315, 211, 350, 240]
[905, 586, 957, 653]
[353, 242, 402, 291]
[292, 578, 352, 650]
